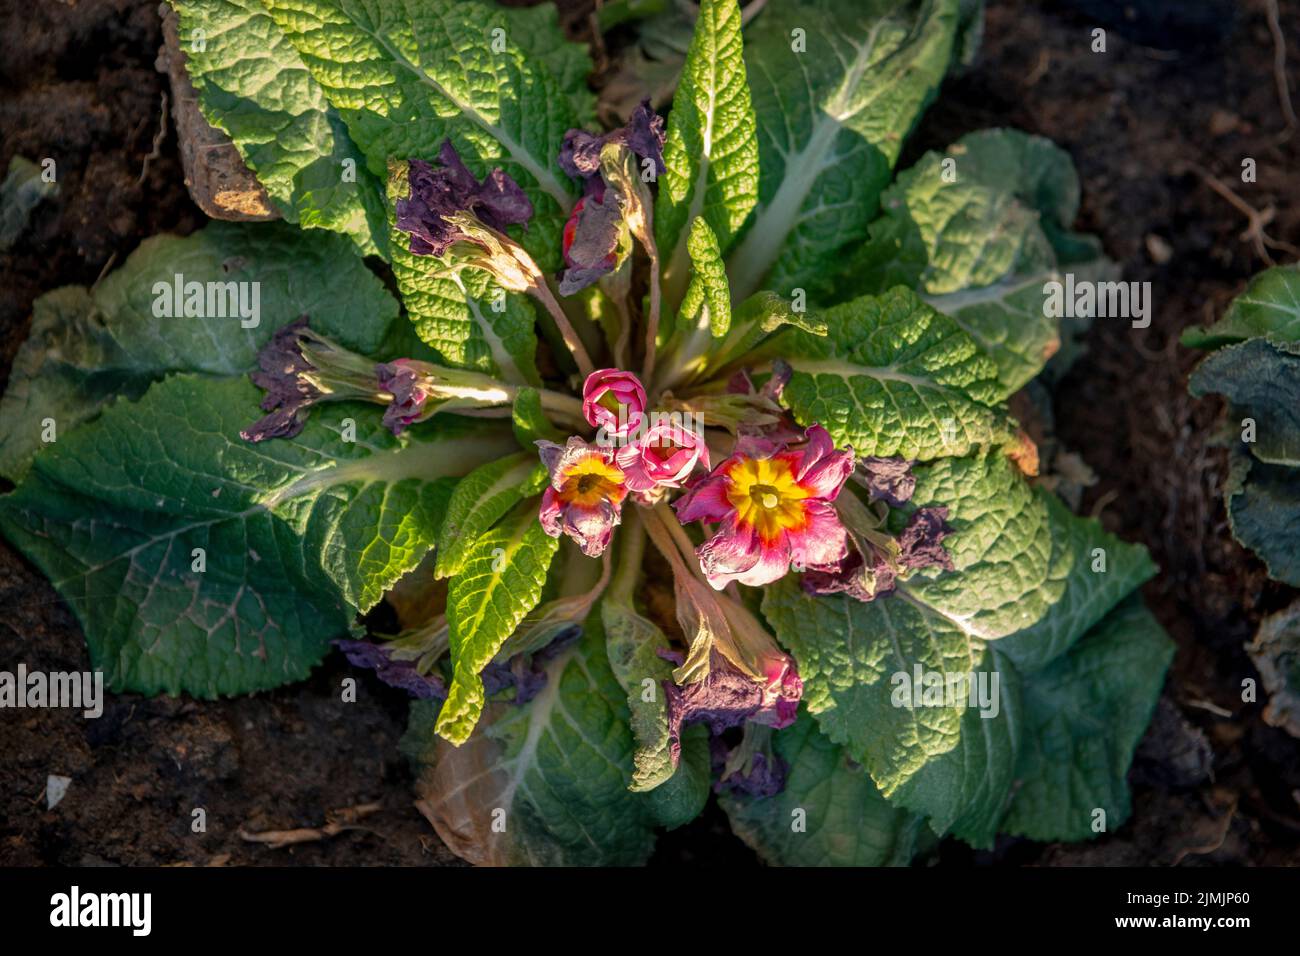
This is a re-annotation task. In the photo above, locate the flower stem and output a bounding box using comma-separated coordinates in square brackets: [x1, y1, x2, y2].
[641, 249, 662, 384]
[532, 280, 596, 379]
[609, 510, 646, 604]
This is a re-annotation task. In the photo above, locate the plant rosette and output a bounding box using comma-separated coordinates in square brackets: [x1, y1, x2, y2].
[0, 0, 1173, 866]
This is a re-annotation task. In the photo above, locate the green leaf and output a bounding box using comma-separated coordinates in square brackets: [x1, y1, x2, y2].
[830, 129, 1112, 395]
[775, 288, 1010, 460]
[901, 450, 1156, 667]
[511, 387, 563, 446]
[385, 161, 541, 384]
[0, 375, 514, 697]
[1, 155, 58, 251]
[1001, 597, 1173, 841]
[727, 0, 961, 300]
[719, 711, 928, 865]
[506, 3, 597, 127]
[679, 218, 733, 337]
[1190, 338, 1300, 467]
[267, 0, 579, 270]
[1223, 449, 1300, 587]
[439, 507, 561, 745]
[434, 452, 538, 579]
[655, 0, 759, 295]
[404, 627, 657, 865]
[641, 724, 711, 830]
[1182, 263, 1300, 349]
[995, 494, 1157, 670]
[601, 596, 679, 792]
[762, 579, 1020, 846]
[0, 223, 403, 482]
[171, 0, 387, 255]
[761, 448, 1160, 844]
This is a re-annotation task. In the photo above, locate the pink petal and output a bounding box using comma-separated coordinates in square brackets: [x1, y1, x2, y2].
[697, 521, 790, 589]
[787, 500, 849, 570]
[673, 471, 734, 523]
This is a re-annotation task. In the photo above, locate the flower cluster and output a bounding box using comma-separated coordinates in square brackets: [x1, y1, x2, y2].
[239, 102, 962, 792]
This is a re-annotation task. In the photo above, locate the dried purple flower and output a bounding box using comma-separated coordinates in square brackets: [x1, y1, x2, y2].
[242, 317, 324, 442]
[858, 456, 917, 508]
[395, 140, 533, 257]
[335, 639, 447, 701]
[898, 506, 955, 571]
[558, 99, 666, 182]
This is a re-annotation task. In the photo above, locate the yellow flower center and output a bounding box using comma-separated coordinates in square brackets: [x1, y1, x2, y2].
[724, 455, 809, 543]
[560, 455, 626, 507]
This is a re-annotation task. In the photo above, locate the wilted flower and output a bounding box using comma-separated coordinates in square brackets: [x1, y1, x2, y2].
[857, 456, 917, 508]
[673, 424, 855, 588]
[662, 652, 801, 765]
[558, 99, 666, 182]
[242, 318, 516, 443]
[537, 436, 628, 557]
[802, 548, 897, 602]
[615, 420, 709, 492]
[395, 140, 533, 257]
[559, 188, 632, 294]
[897, 506, 955, 570]
[582, 367, 648, 439]
[334, 638, 447, 701]
[802, 504, 954, 603]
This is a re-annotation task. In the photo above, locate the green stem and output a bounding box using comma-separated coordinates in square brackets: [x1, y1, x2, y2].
[609, 510, 646, 603]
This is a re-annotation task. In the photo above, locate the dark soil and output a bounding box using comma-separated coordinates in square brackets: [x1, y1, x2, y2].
[1, 0, 1298, 866]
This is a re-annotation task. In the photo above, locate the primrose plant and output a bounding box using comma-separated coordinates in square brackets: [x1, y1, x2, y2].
[0, 0, 1174, 865]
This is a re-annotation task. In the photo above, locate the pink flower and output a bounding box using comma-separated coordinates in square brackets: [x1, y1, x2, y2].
[614, 421, 710, 492]
[537, 437, 628, 557]
[582, 368, 647, 439]
[673, 424, 854, 589]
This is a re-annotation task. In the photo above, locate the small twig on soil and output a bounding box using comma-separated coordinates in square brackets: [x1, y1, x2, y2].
[1264, 0, 1297, 140]
[1183, 697, 1234, 719]
[92, 252, 118, 291]
[1170, 795, 1238, 866]
[238, 801, 382, 849]
[1025, 49, 1050, 87]
[137, 91, 169, 187]
[1181, 161, 1300, 266]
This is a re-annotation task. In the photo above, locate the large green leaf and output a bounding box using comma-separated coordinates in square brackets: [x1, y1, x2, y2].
[1001, 597, 1173, 841]
[1189, 338, 1300, 467]
[439, 506, 561, 745]
[0, 222, 403, 481]
[0, 375, 514, 697]
[655, 0, 759, 299]
[171, 0, 387, 255]
[1182, 263, 1300, 349]
[1223, 449, 1300, 587]
[726, 0, 960, 300]
[266, 0, 580, 270]
[404, 627, 657, 865]
[774, 287, 1011, 460]
[830, 129, 1113, 395]
[763, 579, 1020, 846]
[901, 450, 1156, 667]
[434, 452, 540, 579]
[761, 449, 1161, 844]
[719, 711, 928, 865]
